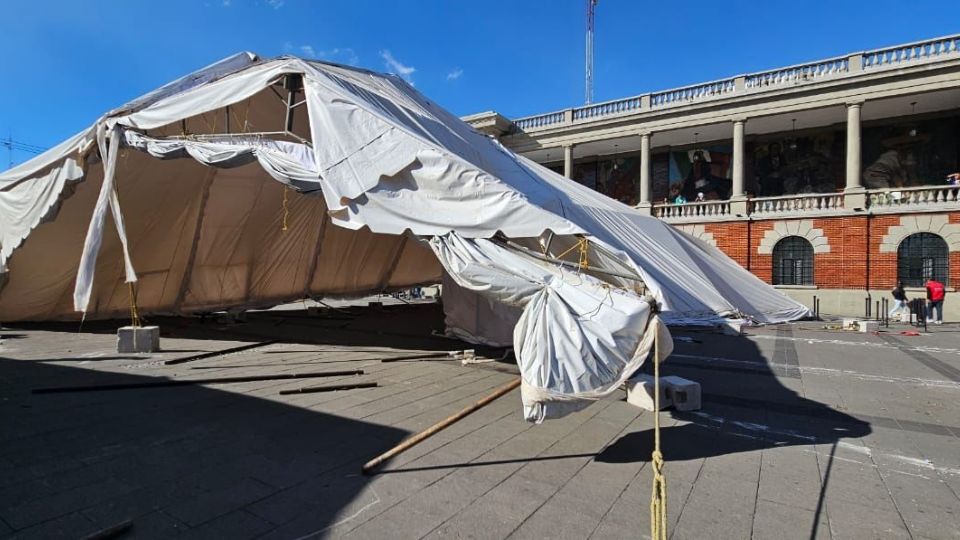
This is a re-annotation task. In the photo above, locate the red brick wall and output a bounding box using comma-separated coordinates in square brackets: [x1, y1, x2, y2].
[870, 215, 904, 290]
[697, 211, 960, 289]
[704, 222, 750, 268]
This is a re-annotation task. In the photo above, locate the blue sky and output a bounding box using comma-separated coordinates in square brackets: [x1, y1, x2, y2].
[2, 0, 958, 168]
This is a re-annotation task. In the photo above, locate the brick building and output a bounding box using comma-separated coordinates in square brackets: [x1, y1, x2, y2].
[466, 34, 960, 320]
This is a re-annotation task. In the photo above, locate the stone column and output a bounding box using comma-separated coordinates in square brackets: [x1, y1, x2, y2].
[730, 119, 749, 216]
[844, 101, 867, 210]
[732, 119, 746, 197]
[639, 132, 652, 210]
[563, 144, 574, 179]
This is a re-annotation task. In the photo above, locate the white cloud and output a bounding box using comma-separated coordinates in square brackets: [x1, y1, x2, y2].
[446, 68, 463, 81]
[221, 0, 231, 6]
[266, 0, 284, 9]
[380, 50, 415, 84]
[295, 46, 359, 66]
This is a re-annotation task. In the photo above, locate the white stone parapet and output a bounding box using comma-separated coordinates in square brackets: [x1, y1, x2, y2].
[868, 185, 960, 213]
[653, 200, 732, 222]
[502, 33, 960, 134]
[749, 193, 845, 218]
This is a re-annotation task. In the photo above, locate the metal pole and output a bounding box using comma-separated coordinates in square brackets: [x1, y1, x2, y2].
[362, 378, 521, 474]
[33, 370, 363, 394]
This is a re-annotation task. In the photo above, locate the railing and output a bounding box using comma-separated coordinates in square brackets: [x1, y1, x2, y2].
[574, 96, 643, 120]
[650, 78, 737, 108]
[513, 111, 566, 131]
[504, 33, 960, 133]
[744, 56, 848, 90]
[863, 35, 960, 70]
[654, 200, 731, 220]
[868, 185, 960, 211]
[750, 193, 845, 217]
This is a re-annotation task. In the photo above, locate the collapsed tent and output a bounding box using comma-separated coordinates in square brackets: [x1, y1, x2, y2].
[0, 53, 809, 421]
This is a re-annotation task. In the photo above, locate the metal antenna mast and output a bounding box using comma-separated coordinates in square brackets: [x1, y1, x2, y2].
[3, 134, 12, 169]
[585, 0, 597, 104]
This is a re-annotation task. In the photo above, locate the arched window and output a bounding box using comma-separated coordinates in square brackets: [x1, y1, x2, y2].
[772, 236, 814, 285]
[897, 233, 949, 287]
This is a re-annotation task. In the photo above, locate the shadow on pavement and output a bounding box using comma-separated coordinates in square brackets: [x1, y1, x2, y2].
[0, 355, 408, 537]
[598, 325, 871, 464]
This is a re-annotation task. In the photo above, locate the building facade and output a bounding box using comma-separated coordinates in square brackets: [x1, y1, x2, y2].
[466, 34, 960, 320]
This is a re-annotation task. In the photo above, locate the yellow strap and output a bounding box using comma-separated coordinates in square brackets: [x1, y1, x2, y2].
[281, 186, 290, 232]
[554, 237, 590, 270]
[128, 282, 140, 328]
[112, 179, 140, 329]
[650, 319, 667, 540]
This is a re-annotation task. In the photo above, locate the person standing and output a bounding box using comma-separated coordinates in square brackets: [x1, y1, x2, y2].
[889, 281, 909, 321]
[925, 278, 946, 325]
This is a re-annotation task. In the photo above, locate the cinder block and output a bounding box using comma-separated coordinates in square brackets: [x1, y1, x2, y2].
[625, 374, 672, 411]
[661, 375, 702, 411]
[858, 320, 879, 333]
[842, 318, 859, 329]
[117, 326, 160, 353]
[719, 320, 743, 336]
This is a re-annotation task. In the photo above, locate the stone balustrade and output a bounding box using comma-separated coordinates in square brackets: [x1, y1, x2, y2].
[649, 78, 737, 108]
[744, 56, 849, 90]
[749, 193, 845, 218]
[863, 35, 960, 70]
[505, 33, 960, 133]
[653, 200, 731, 221]
[868, 185, 960, 212]
[513, 111, 566, 131]
[573, 96, 644, 120]
[651, 184, 960, 224]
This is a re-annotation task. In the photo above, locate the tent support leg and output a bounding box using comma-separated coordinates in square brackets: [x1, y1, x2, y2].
[284, 74, 301, 133]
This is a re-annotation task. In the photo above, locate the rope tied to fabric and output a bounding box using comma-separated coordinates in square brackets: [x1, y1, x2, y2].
[554, 236, 590, 271]
[128, 282, 141, 328]
[650, 315, 667, 540]
[111, 163, 141, 329]
[281, 186, 290, 232]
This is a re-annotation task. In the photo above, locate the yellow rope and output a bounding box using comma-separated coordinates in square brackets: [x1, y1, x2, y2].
[112, 173, 140, 329]
[650, 320, 667, 540]
[578, 236, 589, 269]
[281, 186, 290, 232]
[554, 237, 590, 269]
[128, 282, 141, 328]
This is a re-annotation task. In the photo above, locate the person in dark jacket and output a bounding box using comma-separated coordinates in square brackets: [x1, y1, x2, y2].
[889, 281, 908, 321]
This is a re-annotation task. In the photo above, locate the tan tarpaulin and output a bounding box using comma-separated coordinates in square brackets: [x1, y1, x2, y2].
[0, 152, 440, 320]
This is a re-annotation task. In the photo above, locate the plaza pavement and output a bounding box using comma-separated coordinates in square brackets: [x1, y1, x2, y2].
[1, 301, 958, 539]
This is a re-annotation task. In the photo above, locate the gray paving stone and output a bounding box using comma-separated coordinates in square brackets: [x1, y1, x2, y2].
[751, 498, 830, 540]
[5, 316, 960, 539]
[179, 509, 274, 539]
[162, 477, 276, 527]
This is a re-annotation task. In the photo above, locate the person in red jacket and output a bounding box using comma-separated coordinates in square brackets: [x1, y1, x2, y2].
[925, 278, 946, 325]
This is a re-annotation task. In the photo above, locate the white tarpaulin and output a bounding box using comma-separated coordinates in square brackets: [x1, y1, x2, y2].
[0, 53, 809, 420]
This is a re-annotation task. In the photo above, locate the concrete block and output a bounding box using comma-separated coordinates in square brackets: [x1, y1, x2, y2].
[858, 320, 879, 333]
[842, 318, 859, 330]
[625, 374, 672, 411]
[662, 376, 702, 411]
[117, 326, 159, 353]
[421, 286, 440, 298]
[719, 320, 743, 336]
